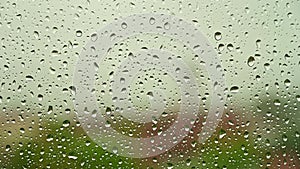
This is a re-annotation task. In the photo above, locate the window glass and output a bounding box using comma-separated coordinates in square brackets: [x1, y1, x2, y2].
[0, 0, 299, 168]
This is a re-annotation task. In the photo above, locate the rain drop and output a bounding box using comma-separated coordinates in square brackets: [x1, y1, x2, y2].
[247, 56, 255, 67]
[214, 32, 222, 41]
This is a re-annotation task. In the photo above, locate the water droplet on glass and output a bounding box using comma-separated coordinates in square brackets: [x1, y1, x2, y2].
[274, 99, 281, 106]
[296, 95, 300, 102]
[164, 22, 170, 30]
[227, 44, 234, 51]
[63, 120, 70, 127]
[230, 86, 239, 93]
[91, 33, 98, 42]
[121, 22, 127, 29]
[149, 17, 155, 25]
[247, 56, 255, 67]
[284, 79, 291, 86]
[76, 30, 82, 37]
[214, 32, 222, 41]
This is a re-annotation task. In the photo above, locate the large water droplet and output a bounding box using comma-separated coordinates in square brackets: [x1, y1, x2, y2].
[247, 56, 255, 67]
[214, 32, 222, 41]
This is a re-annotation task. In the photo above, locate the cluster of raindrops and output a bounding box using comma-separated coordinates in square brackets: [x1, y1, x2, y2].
[0, 0, 299, 168]
[73, 12, 227, 159]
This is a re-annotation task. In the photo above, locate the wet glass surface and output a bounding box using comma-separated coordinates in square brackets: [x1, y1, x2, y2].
[0, 0, 299, 168]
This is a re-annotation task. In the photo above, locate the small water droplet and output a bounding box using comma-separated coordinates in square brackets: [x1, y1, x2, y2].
[219, 129, 226, 139]
[264, 63, 270, 70]
[26, 75, 34, 81]
[266, 152, 271, 159]
[227, 44, 234, 51]
[63, 120, 70, 127]
[149, 17, 155, 25]
[214, 32, 222, 41]
[164, 22, 170, 30]
[247, 56, 255, 67]
[33, 31, 39, 39]
[112, 147, 118, 154]
[38, 94, 43, 101]
[230, 86, 239, 93]
[76, 30, 82, 37]
[218, 44, 225, 51]
[274, 99, 281, 106]
[91, 33, 98, 42]
[284, 79, 291, 86]
[256, 39, 261, 48]
[294, 95, 300, 102]
[121, 22, 127, 29]
[282, 134, 288, 142]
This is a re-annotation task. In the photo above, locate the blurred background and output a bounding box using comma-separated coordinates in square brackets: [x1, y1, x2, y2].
[0, 0, 299, 168]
